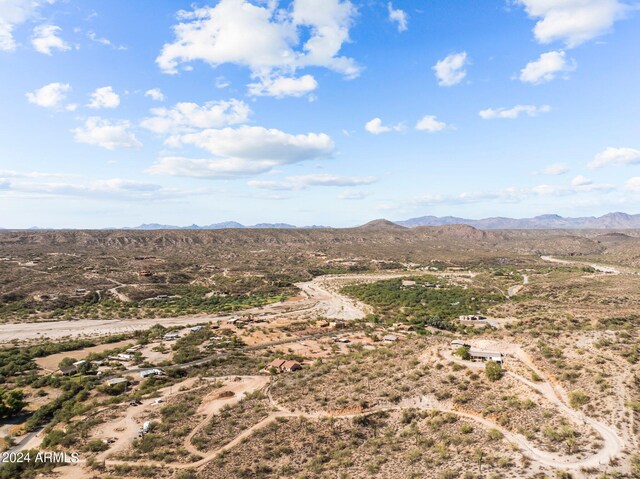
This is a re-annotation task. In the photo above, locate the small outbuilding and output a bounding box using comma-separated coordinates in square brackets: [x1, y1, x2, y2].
[106, 378, 128, 386]
[139, 368, 163, 378]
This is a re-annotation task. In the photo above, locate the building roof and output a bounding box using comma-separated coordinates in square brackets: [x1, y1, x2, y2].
[268, 359, 286, 369]
[140, 368, 163, 377]
[282, 360, 301, 370]
[59, 365, 77, 375]
[107, 378, 128, 386]
[469, 349, 503, 359]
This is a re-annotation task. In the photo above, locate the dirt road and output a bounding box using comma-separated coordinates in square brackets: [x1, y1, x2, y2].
[182, 375, 269, 456]
[437, 342, 624, 470]
[94, 376, 267, 462]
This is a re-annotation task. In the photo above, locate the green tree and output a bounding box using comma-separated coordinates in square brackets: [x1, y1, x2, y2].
[58, 357, 75, 368]
[0, 387, 27, 418]
[485, 361, 503, 381]
[455, 346, 471, 360]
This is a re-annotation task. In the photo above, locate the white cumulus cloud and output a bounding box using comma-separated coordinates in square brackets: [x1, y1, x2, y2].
[339, 190, 371, 200]
[87, 31, 127, 50]
[88, 86, 120, 109]
[588, 147, 640, 169]
[433, 52, 468, 87]
[515, 0, 630, 47]
[520, 50, 576, 84]
[144, 88, 165, 102]
[0, 0, 49, 51]
[479, 104, 551, 120]
[625, 177, 640, 193]
[249, 174, 376, 190]
[415, 115, 447, 133]
[365, 117, 404, 134]
[248, 74, 318, 98]
[72, 117, 142, 150]
[149, 126, 334, 178]
[25, 82, 71, 108]
[543, 163, 569, 175]
[571, 175, 593, 186]
[31, 24, 69, 55]
[141, 99, 250, 134]
[156, 0, 359, 96]
[388, 2, 408, 32]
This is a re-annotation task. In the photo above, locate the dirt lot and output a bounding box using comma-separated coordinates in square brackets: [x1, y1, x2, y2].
[34, 339, 135, 370]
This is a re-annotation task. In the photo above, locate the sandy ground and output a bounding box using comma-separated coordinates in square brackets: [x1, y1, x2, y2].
[0, 271, 477, 344]
[34, 340, 135, 371]
[91, 377, 206, 460]
[0, 272, 399, 343]
[182, 375, 270, 456]
[540, 255, 622, 274]
[89, 375, 269, 462]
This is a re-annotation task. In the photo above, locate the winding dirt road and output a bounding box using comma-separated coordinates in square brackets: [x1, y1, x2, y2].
[99, 338, 625, 474]
[438, 343, 624, 470]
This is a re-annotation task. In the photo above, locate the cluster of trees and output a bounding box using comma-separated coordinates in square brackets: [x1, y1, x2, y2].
[49, 284, 293, 321]
[342, 277, 503, 331]
[26, 376, 96, 431]
[0, 387, 26, 418]
[0, 339, 96, 383]
[0, 291, 100, 320]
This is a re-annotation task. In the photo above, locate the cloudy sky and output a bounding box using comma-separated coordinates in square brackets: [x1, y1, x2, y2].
[1, 0, 639, 228]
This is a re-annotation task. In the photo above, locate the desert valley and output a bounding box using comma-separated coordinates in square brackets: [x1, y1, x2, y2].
[0, 222, 639, 479]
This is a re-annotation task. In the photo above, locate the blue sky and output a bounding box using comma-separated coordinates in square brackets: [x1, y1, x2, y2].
[0, 0, 639, 228]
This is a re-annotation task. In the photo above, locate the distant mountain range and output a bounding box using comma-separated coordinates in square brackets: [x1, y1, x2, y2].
[126, 212, 640, 230]
[395, 212, 640, 229]
[5, 212, 640, 230]
[120, 222, 310, 230]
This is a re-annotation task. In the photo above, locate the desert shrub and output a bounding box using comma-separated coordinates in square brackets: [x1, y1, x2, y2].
[85, 439, 108, 452]
[485, 361, 503, 381]
[568, 390, 590, 409]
